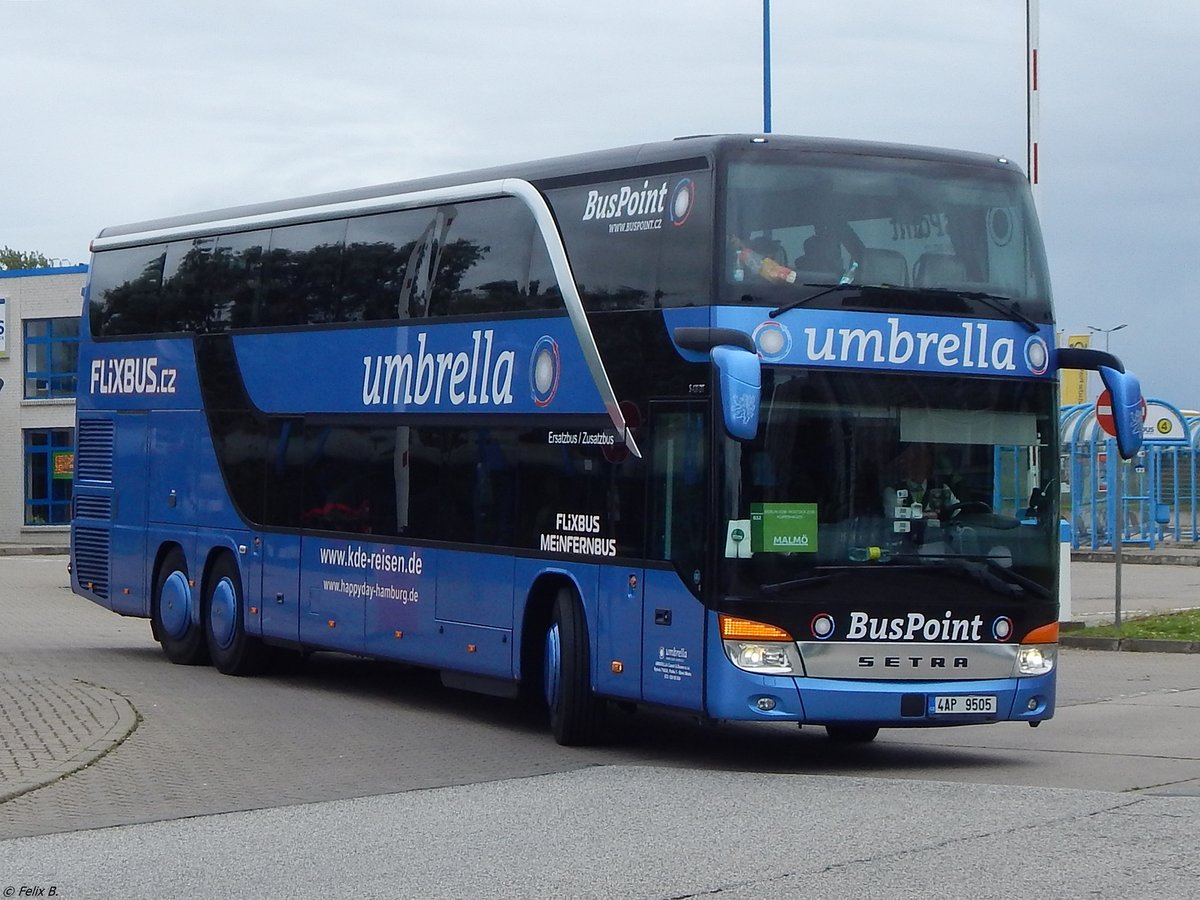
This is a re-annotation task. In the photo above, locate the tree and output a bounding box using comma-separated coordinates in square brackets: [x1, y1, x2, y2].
[0, 246, 52, 270]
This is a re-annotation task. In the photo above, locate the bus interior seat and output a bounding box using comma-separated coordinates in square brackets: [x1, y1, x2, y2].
[858, 248, 909, 286]
[793, 234, 842, 279]
[913, 252, 968, 287]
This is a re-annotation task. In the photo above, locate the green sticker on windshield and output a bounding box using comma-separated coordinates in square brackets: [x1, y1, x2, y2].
[751, 503, 818, 553]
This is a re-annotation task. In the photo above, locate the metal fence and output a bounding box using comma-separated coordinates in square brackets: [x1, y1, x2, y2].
[1059, 400, 1195, 549]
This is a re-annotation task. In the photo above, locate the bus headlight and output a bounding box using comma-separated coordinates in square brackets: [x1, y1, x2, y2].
[725, 641, 795, 674]
[1015, 644, 1056, 676]
[719, 614, 801, 675]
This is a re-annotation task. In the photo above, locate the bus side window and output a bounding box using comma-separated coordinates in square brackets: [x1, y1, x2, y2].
[264, 418, 305, 529]
[88, 244, 167, 337]
[527, 231, 562, 310]
[344, 209, 429, 323]
[161, 237, 216, 334]
[261, 220, 347, 327]
[209, 230, 269, 331]
[428, 197, 559, 317]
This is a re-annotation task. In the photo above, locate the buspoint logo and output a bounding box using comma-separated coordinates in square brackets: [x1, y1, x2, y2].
[1024, 335, 1049, 375]
[752, 321, 792, 361]
[530, 336, 561, 407]
[669, 178, 695, 226]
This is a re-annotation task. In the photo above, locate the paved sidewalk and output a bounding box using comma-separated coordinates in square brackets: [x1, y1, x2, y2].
[0, 673, 138, 803]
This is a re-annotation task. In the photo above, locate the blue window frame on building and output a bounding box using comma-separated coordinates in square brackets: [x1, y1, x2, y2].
[25, 428, 74, 525]
[24, 317, 80, 399]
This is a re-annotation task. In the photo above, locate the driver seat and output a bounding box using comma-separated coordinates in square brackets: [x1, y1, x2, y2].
[913, 252, 967, 288]
[859, 248, 909, 286]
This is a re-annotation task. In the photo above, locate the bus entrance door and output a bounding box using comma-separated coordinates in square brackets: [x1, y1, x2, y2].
[642, 404, 707, 712]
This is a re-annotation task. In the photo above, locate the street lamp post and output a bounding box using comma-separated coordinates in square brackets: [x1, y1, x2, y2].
[762, 0, 772, 133]
[1086, 322, 1128, 352]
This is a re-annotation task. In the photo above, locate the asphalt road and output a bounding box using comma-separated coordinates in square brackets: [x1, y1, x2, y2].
[1069, 559, 1200, 623]
[1, 555, 1197, 898]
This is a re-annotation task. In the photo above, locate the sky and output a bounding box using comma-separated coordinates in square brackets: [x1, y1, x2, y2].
[3, 0, 1197, 404]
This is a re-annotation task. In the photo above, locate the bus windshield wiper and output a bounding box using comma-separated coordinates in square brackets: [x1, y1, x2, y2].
[914, 288, 1041, 333]
[978, 558, 1049, 598]
[760, 573, 834, 594]
[769, 282, 863, 319]
[894, 553, 1049, 600]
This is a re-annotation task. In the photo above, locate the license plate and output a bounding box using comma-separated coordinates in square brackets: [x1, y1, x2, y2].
[933, 694, 997, 715]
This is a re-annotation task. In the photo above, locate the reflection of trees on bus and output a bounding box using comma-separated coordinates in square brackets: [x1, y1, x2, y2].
[98, 239, 438, 333]
[94, 258, 164, 335]
[89, 196, 565, 337]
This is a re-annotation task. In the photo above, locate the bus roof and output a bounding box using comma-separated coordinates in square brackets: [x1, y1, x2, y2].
[94, 134, 1013, 242]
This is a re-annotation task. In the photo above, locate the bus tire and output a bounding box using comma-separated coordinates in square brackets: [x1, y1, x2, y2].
[544, 587, 604, 746]
[825, 725, 879, 743]
[204, 553, 268, 676]
[152, 547, 209, 666]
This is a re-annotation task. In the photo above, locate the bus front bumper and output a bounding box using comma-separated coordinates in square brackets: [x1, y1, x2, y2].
[705, 667, 1056, 727]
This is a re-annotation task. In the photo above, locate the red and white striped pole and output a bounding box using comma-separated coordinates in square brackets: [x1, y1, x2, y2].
[1027, 0, 1040, 203]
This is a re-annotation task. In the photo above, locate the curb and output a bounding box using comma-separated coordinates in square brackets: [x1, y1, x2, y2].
[1071, 551, 1200, 566]
[1060, 635, 1200, 653]
[0, 545, 68, 557]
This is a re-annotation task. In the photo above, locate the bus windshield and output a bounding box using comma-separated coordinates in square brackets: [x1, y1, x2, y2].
[717, 369, 1059, 601]
[721, 154, 1050, 321]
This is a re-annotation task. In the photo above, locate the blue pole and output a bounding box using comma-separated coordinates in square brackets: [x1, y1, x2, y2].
[763, 0, 772, 133]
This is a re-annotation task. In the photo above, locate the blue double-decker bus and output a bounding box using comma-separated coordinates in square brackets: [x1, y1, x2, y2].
[71, 135, 1143, 744]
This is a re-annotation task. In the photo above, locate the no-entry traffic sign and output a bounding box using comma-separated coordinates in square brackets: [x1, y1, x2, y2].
[1096, 388, 1146, 437]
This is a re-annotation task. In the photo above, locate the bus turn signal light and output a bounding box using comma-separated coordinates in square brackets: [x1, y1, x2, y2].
[1021, 622, 1059, 644]
[719, 614, 793, 642]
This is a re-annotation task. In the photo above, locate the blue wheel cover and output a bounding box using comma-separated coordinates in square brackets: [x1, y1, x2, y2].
[160, 570, 192, 639]
[209, 576, 238, 650]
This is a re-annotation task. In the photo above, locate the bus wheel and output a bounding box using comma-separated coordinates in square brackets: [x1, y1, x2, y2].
[152, 547, 209, 666]
[204, 554, 268, 676]
[825, 725, 879, 743]
[544, 587, 604, 746]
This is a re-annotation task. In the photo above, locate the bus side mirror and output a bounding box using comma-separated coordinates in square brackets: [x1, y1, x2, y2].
[1054, 347, 1144, 459]
[671, 327, 762, 442]
[711, 345, 761, 441]
[1098, 365, 1143, 459]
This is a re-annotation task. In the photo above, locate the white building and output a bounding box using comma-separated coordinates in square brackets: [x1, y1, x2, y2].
[0, 265, 86, 547]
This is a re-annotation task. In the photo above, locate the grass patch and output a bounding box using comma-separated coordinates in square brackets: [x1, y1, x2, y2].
[1077, 608, 1200, 640]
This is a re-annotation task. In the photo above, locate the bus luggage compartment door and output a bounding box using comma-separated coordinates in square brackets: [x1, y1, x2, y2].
[260, 533, 300, 644]
[595, 566, 643, 701]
